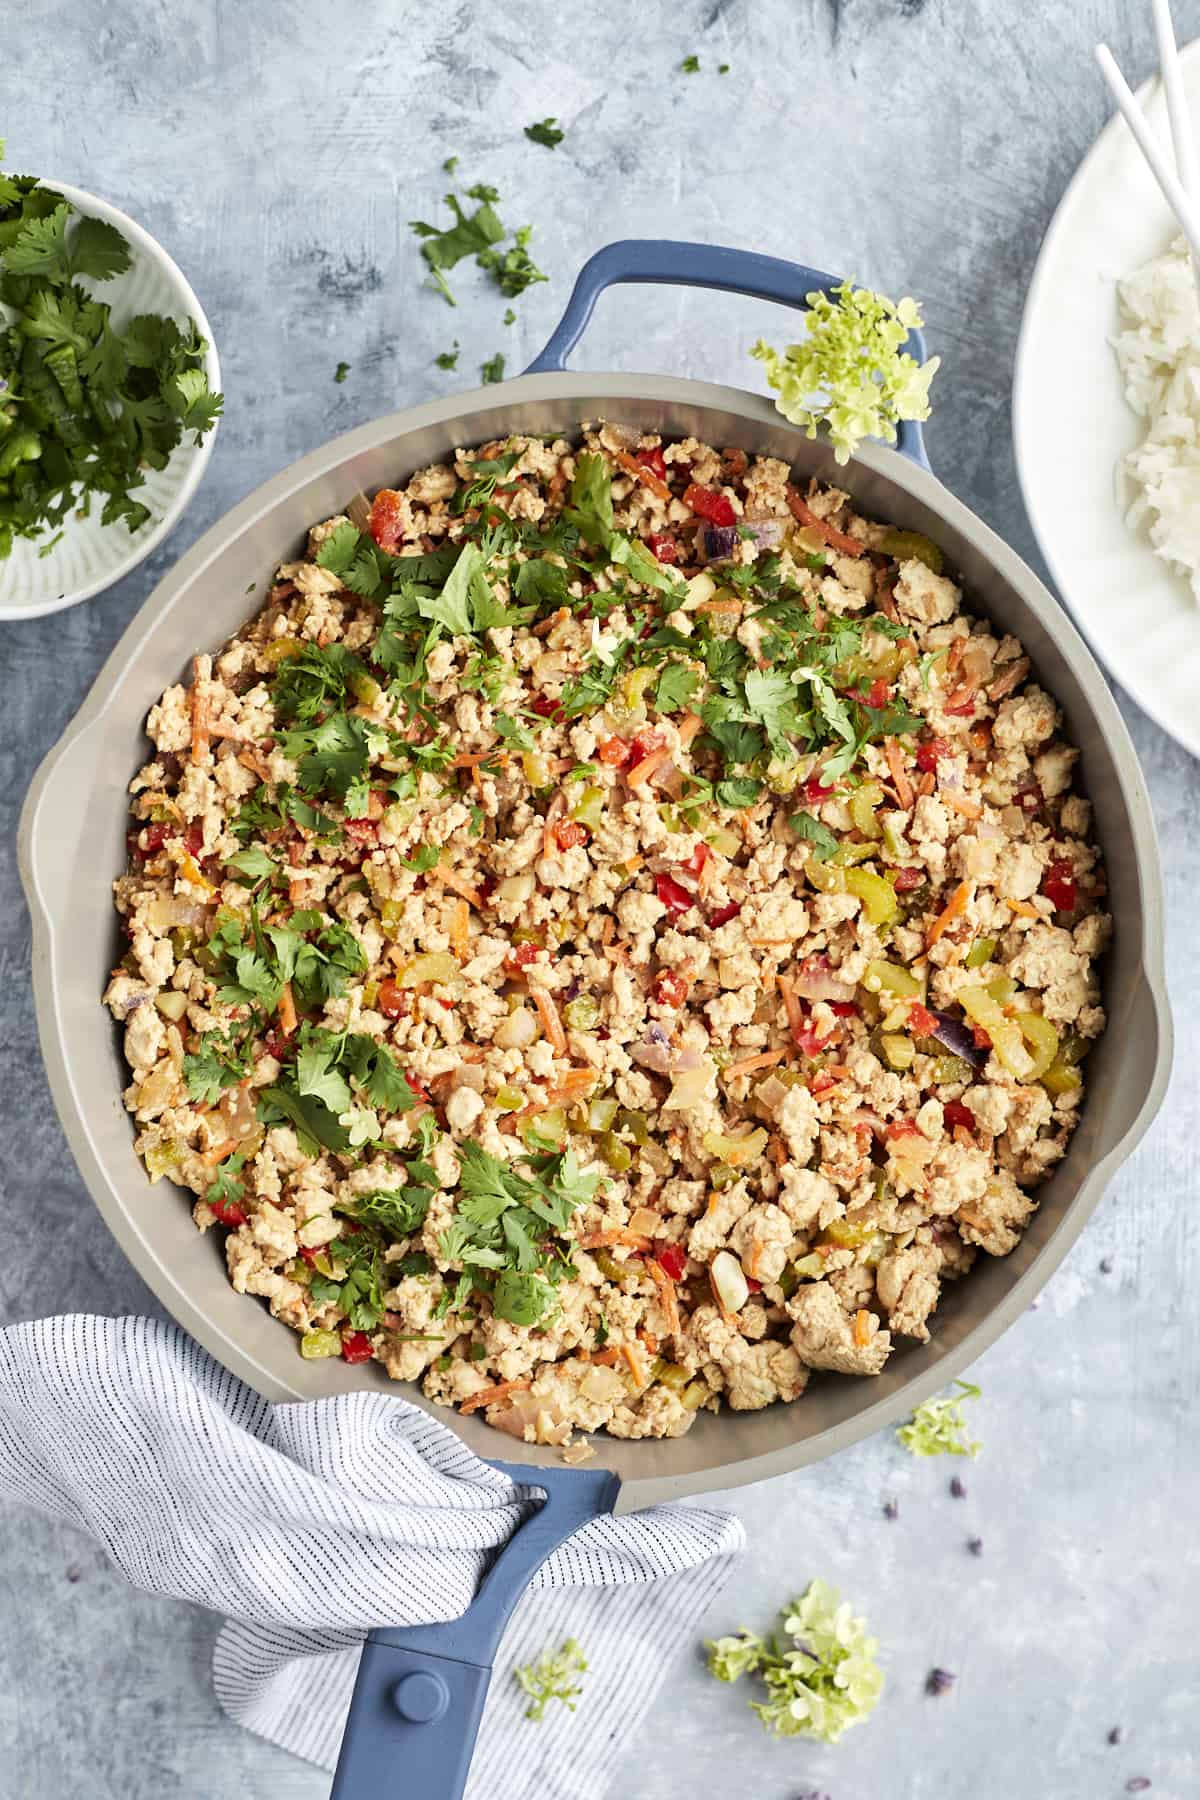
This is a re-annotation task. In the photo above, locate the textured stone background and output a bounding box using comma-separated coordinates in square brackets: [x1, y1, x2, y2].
[2, 1, 1199, 1795]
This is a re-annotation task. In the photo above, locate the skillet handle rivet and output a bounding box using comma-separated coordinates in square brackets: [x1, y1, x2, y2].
[390, 1669, 449, 1724]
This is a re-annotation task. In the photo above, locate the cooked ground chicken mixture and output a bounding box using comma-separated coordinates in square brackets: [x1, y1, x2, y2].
[107, 425, 1109, 1450]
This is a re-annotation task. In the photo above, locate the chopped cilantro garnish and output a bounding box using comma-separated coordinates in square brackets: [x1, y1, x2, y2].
[334, 361, 350, 383]
[442, 155, 459, 174]
[680, 54, 700, 72]
[435, 344, 460, 370]
[481, 350, 505, 384]
[502, 306, 516, 326]
[524, 117, 564, 148]
[788, 810, 840, 860]
[0, 154, 223, 558]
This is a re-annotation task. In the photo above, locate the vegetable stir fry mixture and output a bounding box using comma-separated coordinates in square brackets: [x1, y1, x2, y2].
[107, 425, 1109, 1449]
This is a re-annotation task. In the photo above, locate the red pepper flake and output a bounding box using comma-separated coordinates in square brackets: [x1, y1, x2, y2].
[507, 940, 541, 971]
[367, 488, 407, 552]
[636, 446, 669, 481]
[682, 481, 736, 528]
[683, 842, 712, 879]
[1042, 857, 1077, 913]
[598, 736, 631, 767]
[655, 872, 694, 918]
[653, 969, 691, 1008]
[943, 1100, 975, 1133]
[129, 822, 168, 862]
[264, 1030, 292, 1062]
[340, 1331, 375, 1365]
[893, 867, 924, 892]
[555, 819, 589, 850]
[745, 1276, 763, 1293]
[297, 1244, 324, 1265]
[646, 532, 678, 564]
[209, 1196, 247, 1228]
[377, 978, 407, 1020]
[656, 1243, 686, 1281]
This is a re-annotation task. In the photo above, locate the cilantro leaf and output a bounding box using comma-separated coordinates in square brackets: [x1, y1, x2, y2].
[410, 191, 505, 304]
[524, 118, 565, 148]
[481, 351, 505, 385]
[296, 1043, 353, 1116]
[715, 776, 762, 808]
[5, 204, 72, 281]
[654, 663, 699, 715]
[788, 810, 840, 860]
[69, 215, 133, 282]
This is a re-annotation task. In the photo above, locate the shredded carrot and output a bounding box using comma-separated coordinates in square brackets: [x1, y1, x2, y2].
[697, 856, 717, 899]
[450, 897, 470, 961]
[853, 1309, 873, 1348]
[277, 982, 298, 1037]
[614, 448, 671, 503]
[431, 865, 484, 909]
[942, 789, 983, 821]
[621, 853, 643, 874]
[589, 1347, 620, 1367]
[722, 1049, 786, 1081]
[533, 987, 568, 1057]
[201, 1137, 241, 1166]
[746, 1238, 764, 1281]
[577, 1229, 652, 1252]
[676, 713, 703, 749]
[785, 484, 866, 557]
[768, 1133, 788, 1166]
[546, 1068, 599, 1105]
[287, 840, 305, 907]
[918, 770, 936, 798]
[925, 879, 972, 949]
[1006, 897, 1041, 919]
[620, 1341, 649, 1388]
[238, 746, 274, 783]
[459, 1379, 532, 1416]
[946, 637, 966, 675]
[637, 1328, 659, 1357]
[532, 606, 570, 640]
[885, 736, 914, 809]
[190, 657, 209, 765]
[451, 751, 491, 768]
[943, 679, 979, 713]
[625, 745, 673, 788]
[777, 973, 805, 1044]
[646, 1260, 681, 1338]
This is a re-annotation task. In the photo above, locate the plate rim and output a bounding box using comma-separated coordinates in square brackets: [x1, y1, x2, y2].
[1, 177, 221, 622]
[1013, 40, 1200, 758]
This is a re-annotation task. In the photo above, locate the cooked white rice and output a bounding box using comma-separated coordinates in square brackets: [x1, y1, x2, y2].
[1113, 235, 1200, 601]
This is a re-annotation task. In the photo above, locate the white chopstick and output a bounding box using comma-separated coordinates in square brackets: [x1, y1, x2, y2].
[1152, 0, 1199, 200]
[1095, 41, 1200, 270]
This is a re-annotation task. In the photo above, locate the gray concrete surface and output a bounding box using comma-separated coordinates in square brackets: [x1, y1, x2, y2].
[2, 1, 1198, 1795]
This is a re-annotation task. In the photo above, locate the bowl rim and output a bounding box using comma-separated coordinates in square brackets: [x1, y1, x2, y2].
[1, 177, 221, 622]
[18, 372, 1175, 1506]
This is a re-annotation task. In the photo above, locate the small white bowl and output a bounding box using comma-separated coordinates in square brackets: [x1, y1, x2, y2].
[0, 180, 220, 621]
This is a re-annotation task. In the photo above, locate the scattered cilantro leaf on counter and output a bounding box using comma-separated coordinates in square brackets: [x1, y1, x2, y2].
[503, 306, 516, 326]
[435, 343, 460, 369]
[719, 62, 730, 73]
[680, 54, 700, 72]
[706, 1580, 883, 1743]
[481, 350, 505, 384]
[0, 154, 223, 558]
[442, 155, 459, 174]
[334, 360, 350, 383]
[897, 1380, 981, 1458]
[477, 226, 547, 299]
[410, 190, 505, 304]
[524, 117, 564, 149]
[751, 281, 939, 465]
[514, 1640, 588, 1721]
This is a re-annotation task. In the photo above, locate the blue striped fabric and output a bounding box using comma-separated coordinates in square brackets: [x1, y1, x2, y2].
[0, 1317, 743, 1794]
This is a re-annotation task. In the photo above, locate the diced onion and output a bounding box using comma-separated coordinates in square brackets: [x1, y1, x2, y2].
[663, 1063, 714, 1110]
[498, 872, 535, 904]
[494, 1005, 537, 1048]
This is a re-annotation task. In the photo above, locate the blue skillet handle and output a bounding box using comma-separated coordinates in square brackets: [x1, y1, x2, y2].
[524, 237, 931, 470]
[330, 1461, 620, 1800]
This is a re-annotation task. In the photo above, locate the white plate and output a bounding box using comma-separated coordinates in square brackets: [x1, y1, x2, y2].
[1014, 41, 1200, 759]
[0, 180, 220, 621]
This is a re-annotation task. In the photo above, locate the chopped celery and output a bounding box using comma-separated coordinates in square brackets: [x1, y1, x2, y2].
[986, 973, 1017, 1004]
[350, 671, 382, 706]
[702, 1126, 769, 1167]
[653, 1361, 691, 1393]
[1042, 1057, 1083, 1097]
[261, 635, 305, 666]
[849, 781, 884, 839]
[521, 750, 553, 789]
[617, 1108, 650, 1145]
[958, 985, 1033, 1080]
[862, 958, 923, 998]
[144, 1140, 182, 1180]
[878, 527, 944, 572]
[1013, 1012, 1059, 1082]
[833, 839, 878, 866]
[593, 1249, 633, 1285]
[570, 784, 605, 830]
[155, 990, 188, 1022]
[843, 865, 900, 926]
[879, 1031, 914, 1071]
[520, 1106, 567, 1149]
[821, 1217, 878, 1249]
[495, 1084, 524, 1112]
[933, 1054, 973, 1085]
[964, 936, 997, 970]
[791, 1252, 826, 1280]
[804, 856, 845, 894]
[300, 1329, 342, 1359]
[587, 1095, 619, 1132]
[399, 951, 461, 988]
[681, 1378, 710, 1410]
[564, 994, 600, 1031]
[599, 1132, 632, 1173]
[378, 897, 406, 938]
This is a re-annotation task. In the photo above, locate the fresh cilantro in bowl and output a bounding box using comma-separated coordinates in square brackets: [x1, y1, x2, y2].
[0, 144, 223, 561]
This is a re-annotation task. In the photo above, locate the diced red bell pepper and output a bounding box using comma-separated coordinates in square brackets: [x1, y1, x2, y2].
[340, 1331, 375, 1364]
[707, 900, 742, 927]
[368, 488, 407, 553]
[655, 872, 694, 918]
[971, 1025, 992, 1051]
[683, 843, 712, 879]
[344, 817, 379, 846]
[915, 737, 952, 773]
[130, 822, 169, 862]
[893, 867, 925, 892]
[184, 822, 205, 859]
[864, 677, 891, 710]
[945, 691, 978, 717]
[1043, 858, 1076, 913]
[885, 1117, 922, 1141]
[377, 978, 407, 1020]
[655, 1243, 687, 1281]
[405, 1073, 431, 1104]
[943, 1100, 975, 1132]
[636, 447, 669, 481]
[745, 1276, 763, 1293]
[507, 940, 541, 970]
[801, 774, 834, 803]
[682, 482, 736, 528]
[828, 1000, 860, 1017]
[297, 1243, 324, 1265]
[530, 693, 564, 720]
[209, 1196, 247, 1228]
[263, 1030, 292, 1062]
[598, 737, 631, 767]
[809, 1070, 839, 1095]
[555, 820, 589, 850]
[908, 1002, 937, 1037]
[653, 969, 691, 1008]
[646, 532, 678, 564]
[629, 728, 666, 765]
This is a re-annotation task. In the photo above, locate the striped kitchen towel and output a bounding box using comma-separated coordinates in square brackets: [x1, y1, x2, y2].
[0, 1315, 742, 1797]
